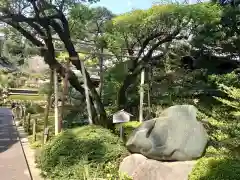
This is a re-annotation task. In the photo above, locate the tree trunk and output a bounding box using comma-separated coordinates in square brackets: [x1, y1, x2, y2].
[139, 69, 145, 122]
[60, 58, 70, 129]
[146, 65, 152, 119]
[54, 68, 60, 135]
[65, 46, 111, 128]
[41, 48, 99, 126]
[43, 69, 53, 130]
[80, 57, 93, 124]
[51, 20, 111, 128]
[98, 47, 104, 100]
[117, 54, 161, 110]
[118, 62, 145, 110]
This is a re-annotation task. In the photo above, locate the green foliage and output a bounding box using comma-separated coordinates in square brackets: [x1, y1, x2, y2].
[208, 72, 239, 87]
[103, 62, 128, 106]
[63, 109, 88, 128]
[215, 85, 240, 112]
[188, 72, 240, 179]
[25, 103, 44, 114]
[104, 3, 221, 56]
[189, 157, 240, 180]
[27, 112, 55, 148]
[38, 82, 52, 95]
[36, 125, 129, 179]
[70, 4, 114, 41]
[115, 121, 141, 139]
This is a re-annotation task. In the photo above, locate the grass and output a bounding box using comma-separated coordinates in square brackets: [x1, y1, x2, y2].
[8, 94, 46, 101]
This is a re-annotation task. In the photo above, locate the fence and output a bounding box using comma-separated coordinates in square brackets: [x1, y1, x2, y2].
[13, 106, 50, 145]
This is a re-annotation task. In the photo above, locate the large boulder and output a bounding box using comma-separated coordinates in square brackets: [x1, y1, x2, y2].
[119, 154, 196, 180]
[126, 105, 208, 161]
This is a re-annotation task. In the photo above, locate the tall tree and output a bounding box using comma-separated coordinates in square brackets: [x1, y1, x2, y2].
[70, 5, 114, 99]
[0, 0, 112, 128]
[104, 3, 220, 109]
[191, 3, 240, 62]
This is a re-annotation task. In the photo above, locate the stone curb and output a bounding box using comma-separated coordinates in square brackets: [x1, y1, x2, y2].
[15, 122, 43, 180]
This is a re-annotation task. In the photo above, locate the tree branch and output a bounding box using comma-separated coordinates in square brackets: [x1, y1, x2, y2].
[1, 19, 44, 47]
[49, 18, 108, 125]
[135, 31, 165, 61]
[117, 28, 180, 109]
[0, 13, 60, 23]
[59, 0, 66, 12]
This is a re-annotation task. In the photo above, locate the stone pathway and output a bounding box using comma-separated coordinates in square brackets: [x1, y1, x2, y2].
[17, 125, 43, 180]
[0, 108, 32, 180]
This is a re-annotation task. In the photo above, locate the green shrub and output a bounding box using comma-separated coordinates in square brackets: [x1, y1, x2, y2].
[25, 103, 44, 114]
[115, 121, 141, 139]
[189, 157, 240, 180]
[36, 125, 129, 179]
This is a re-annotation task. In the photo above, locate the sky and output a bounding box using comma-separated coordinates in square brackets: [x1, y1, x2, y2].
[91, 0, 158, 14]
[91, 0, 207, 14]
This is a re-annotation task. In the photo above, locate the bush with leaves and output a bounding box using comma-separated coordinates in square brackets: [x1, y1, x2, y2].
[25, 102, 44, 114]
[36, 125, 129, 179]
[189, 72, 240, 179]
[115, 121, 142, 140]
[189, 157, 240, 180]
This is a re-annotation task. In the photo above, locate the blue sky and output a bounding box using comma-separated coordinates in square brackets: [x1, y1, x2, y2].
[91, 0, 209, 14]
[91, 0, 157, 14]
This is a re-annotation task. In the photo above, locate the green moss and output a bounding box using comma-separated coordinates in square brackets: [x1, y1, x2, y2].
[189, 157, 240, 180]
[36, 125, 129, 180]
[115, 121, 141, 139]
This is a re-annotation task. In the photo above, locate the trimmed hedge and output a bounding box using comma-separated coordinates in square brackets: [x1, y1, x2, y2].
[189, 157, 240, 180]
[36, 125, 129, 179]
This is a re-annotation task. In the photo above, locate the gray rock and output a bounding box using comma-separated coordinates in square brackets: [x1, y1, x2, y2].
[119, 154, 196, 180]
[126, 105, 208, 161]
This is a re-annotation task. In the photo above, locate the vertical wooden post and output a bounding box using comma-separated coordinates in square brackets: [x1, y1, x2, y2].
[60, 58, 70, 130]
[80, 57, 93, 124]
[22, 106, 26, 127]
[43, 127, 49, 144]
[42, 69, 53, 143]
[119, 124, 125, 141]
[54, 68, 60, 135]
[27, 113, 31, 134]
[139, 69, 145, 122]
[69, 56, 92, 124]
[33, 119, 37, 142]
[147, 66, 152, 119]
[98, 47, 104, 100]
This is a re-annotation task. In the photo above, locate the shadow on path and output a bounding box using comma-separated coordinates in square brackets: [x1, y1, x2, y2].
[0, 107, 31, 180]
[0, 108, 18, 153]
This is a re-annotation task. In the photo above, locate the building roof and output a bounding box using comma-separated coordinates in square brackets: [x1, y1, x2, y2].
[113, 109, 133, 116]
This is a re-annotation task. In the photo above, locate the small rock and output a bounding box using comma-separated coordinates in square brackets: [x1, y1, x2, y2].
[119, 154, 147, 176]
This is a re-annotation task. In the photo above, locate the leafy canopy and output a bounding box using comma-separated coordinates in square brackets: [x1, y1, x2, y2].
[104, 3, 222, 57]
